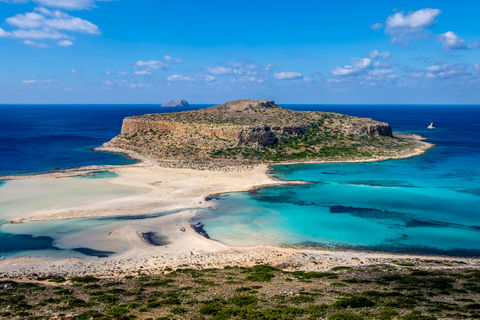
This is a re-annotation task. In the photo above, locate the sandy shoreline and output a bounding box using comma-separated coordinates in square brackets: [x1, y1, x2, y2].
[1, 135, 475, 278]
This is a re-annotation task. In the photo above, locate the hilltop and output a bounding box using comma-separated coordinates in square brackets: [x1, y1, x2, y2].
[100, 99, 431, 167]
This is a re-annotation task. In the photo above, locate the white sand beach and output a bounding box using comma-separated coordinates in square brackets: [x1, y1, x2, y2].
[1, 139, 476, 279]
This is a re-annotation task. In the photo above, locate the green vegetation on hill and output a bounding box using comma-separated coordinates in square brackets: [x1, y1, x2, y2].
[1, 263, 479, 319]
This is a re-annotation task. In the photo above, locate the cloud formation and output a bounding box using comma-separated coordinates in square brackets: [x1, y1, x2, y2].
[166, 74, 194, 81]
[368, 50, 391, 60]
[164, 55, 182, 63]
[331, 57, 372, 76]
[384, 8, 441, 44]
[437, 31, 479, 51]
[273, 71, 303, 80]
[0, 7, 100, 45]
[23, 39, 48, 47]
[0, 0, 110, 10]
[135, 60, 169, 70]
[205, 66, 233, 75]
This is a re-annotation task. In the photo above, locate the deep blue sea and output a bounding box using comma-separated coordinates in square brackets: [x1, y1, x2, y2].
[0, 105, 209, 175]
[1, 104, 480, 258]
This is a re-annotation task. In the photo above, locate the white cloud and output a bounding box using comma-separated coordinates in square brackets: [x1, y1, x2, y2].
[104, 70, 111, 75]
[204, 75, 215, 82]
[368, 50, 391, 60]
[220, 61, 243, 68]
[1, 0, 105, 10]
[474, 64, 480, 72]
[332, 57, 372, 77]
[57, 39, 73, 46]
[102, 80, 112, 85]
[134, 70, 151, 75]
[0, 6, 100, 45]
[71, 68, 79, 73]
[370, 23, 384, 30]
[117, 71, 128, 75]
[135, 60, 169, 70]
[385, 8, 441, 44]
[414, 63, 472, 80]
[23, 39, 48, 47]
[369, 69, 394, 76]
[166, 74, 194, 81]
[0, 27, 68, 39]
[351, 58, 372, 69]
[205, 66, 233, 75]
[425, 65, 440, 72]
[265, 64, 280, 71]
[437, 31, 478, 51]
[34, 0, 96, 10]
[274, 71, 303, 80]
[164, 55, 182, 63]
[6, 8, 100, 34]
[21, 79, 51, 84]
[331, 66, 360, 76]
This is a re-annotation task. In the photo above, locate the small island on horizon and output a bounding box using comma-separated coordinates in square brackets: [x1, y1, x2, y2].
[161, 99, 190, 107]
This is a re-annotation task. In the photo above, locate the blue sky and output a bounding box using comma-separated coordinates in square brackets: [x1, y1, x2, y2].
[0, 0, 479, 104]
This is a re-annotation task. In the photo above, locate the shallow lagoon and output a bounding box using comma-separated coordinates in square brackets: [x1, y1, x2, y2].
[193, 106, 480, 257]
[1, 105, 480, 258]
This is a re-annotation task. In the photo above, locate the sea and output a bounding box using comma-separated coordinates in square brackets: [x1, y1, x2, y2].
[1, 104, 480, 258]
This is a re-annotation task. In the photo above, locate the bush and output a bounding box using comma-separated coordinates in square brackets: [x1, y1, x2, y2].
[199, 301, 224, 315]
[70, 275, 100, 283]
[227, 295, 257, 307]
[333, 297, 375, 308]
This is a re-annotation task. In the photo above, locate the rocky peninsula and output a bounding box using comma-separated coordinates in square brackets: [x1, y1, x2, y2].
[99, 99, 432, 169]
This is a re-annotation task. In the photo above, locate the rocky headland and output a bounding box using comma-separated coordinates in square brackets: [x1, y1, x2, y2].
[99, 99, 432, 168]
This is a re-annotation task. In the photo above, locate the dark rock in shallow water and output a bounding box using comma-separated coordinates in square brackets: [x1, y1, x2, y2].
[161, 99, 189, 107]
[191, 222, 210, 239]
[72, 247, 115, 257]
[142, 232, 169, 246]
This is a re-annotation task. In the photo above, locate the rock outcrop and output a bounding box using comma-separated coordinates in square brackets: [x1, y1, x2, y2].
[102, 99, 419, 164]
[161, 99, 189, 107]
[428, 122, 436, 129]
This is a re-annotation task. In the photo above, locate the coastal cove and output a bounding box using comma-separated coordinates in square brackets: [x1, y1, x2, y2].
[0, 105, 479, 276]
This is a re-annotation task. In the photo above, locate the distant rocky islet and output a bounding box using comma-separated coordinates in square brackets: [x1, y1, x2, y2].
[161, 99, 189, 107]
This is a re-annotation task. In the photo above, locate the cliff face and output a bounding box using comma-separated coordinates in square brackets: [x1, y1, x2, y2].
[119, 118, 315, 148]
[103, 99, 409, 163]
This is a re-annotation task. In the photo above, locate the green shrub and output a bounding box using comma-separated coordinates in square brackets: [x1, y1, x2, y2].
[333, 297, 375, 308]
[70, 276, 100, 283]
[227, 295, 257, 307]
[199, 301, 224, 315]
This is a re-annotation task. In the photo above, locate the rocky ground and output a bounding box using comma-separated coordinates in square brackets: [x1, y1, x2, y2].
[1, 258, 479, 320]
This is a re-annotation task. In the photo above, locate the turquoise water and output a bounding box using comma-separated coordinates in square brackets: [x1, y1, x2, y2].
[192, 106, 480, 257]
[76, 171, 119, 179]
[0, 209, 189, 258]
[1, 105, 480, 258]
